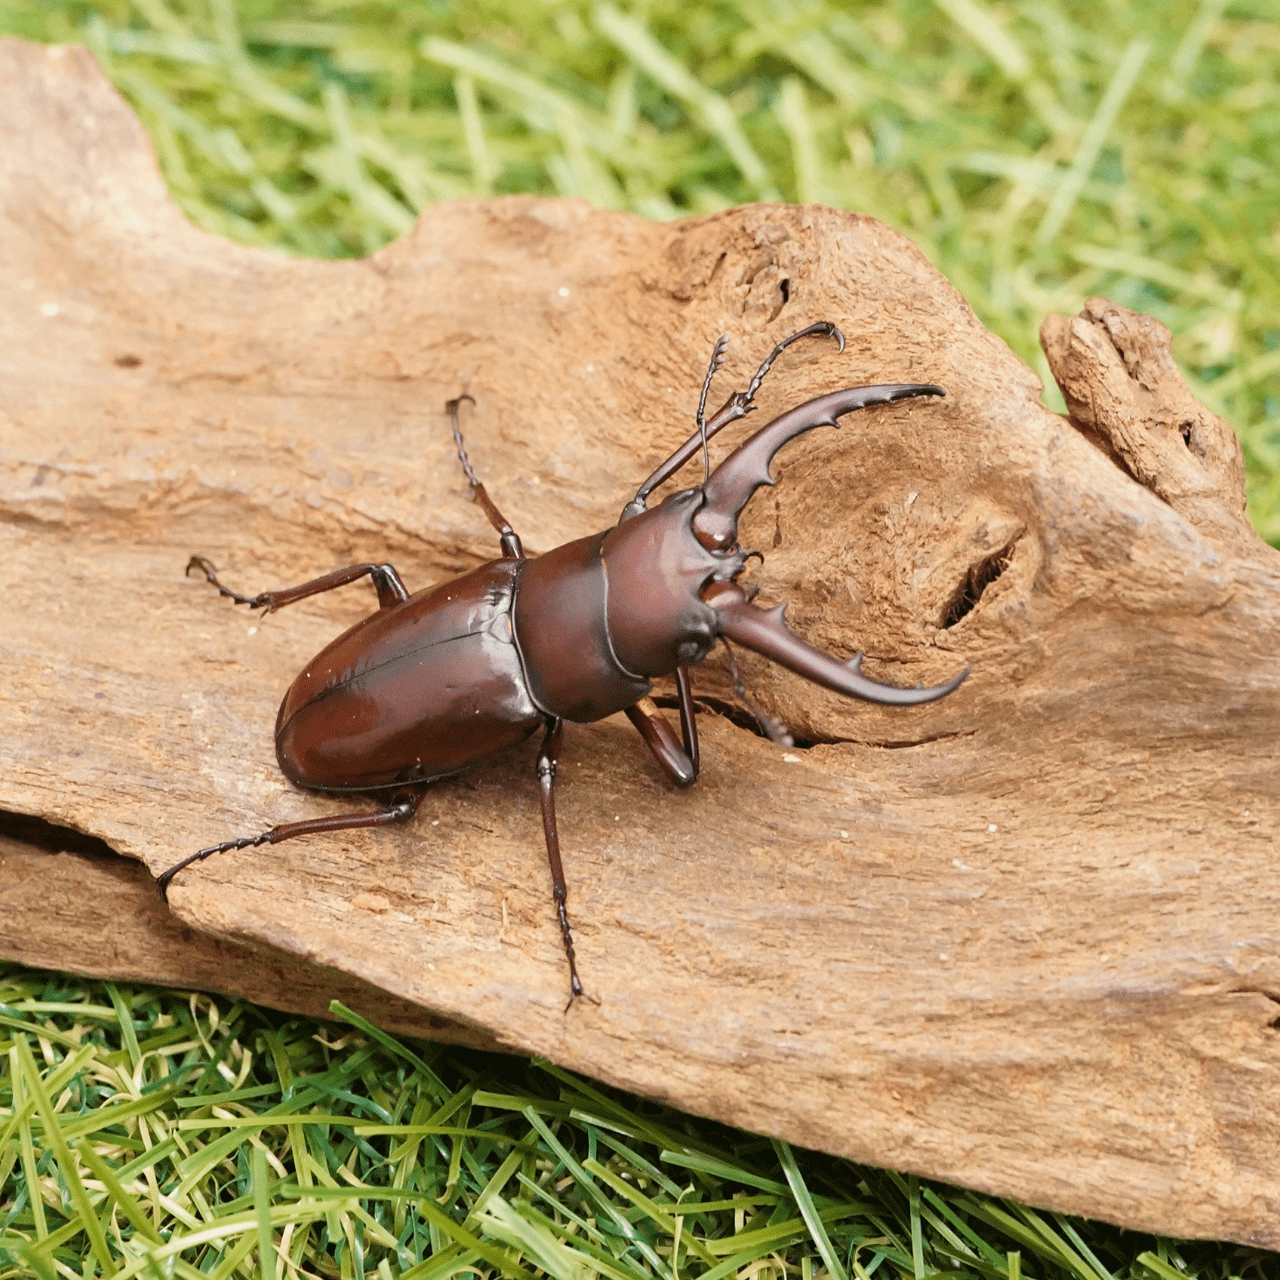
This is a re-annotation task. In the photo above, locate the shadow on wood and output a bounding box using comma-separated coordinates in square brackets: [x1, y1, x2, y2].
[2, 38, 1279, 1246]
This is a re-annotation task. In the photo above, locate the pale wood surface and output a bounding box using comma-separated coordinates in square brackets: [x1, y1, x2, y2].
[0, 833, 503, 1049]
[3, 38, 1279, 1245]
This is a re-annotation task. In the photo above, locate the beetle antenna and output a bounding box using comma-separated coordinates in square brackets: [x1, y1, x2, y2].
[696, 334, 730, 483]
[722, 639, 795, 747]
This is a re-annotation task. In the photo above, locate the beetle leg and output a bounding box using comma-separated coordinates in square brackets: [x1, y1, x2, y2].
[624, 666, 700, 787]
[620, 322, 846, 521]
[742, 320, 845, 403]
[721, 640, 794, 747]
[447, 395, 524, 560]
[534, 717, 586, 1007]
[156, 789, 425, 901]
[185, 556, 409, 612]
[674, 665, 700, 776]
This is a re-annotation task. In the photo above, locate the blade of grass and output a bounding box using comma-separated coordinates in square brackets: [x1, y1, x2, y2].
[75, 1143, 165, 1247]
[772, 1139, 847, 1280]
[1037, 38, 1151, 245]
[15, 1035, 118, 1276]
[594, 3, 780, 200]
[252, 1145, 277, 1280]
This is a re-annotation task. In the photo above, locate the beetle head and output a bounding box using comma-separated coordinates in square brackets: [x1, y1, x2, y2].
[602, 383, 967, 707]
[601, 487, 741, 676]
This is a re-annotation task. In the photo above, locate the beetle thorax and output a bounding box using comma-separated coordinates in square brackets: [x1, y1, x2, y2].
[601, 488, 746, 677]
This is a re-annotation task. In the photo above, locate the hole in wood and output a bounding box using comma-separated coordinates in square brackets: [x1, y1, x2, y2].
[0, 809, 117, 857]
[1265, 994, 1280, 1031]
[941, 541, 1017, 629]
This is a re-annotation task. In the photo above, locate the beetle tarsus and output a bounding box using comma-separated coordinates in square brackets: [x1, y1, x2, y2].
[535, 717, 587, 1002]
[554, 886, 585, 1006]
[185, 555, 270, 610]
[156, 831, 274, 900]
[722, 639, 795, 747]
[743, 320, 845, 404]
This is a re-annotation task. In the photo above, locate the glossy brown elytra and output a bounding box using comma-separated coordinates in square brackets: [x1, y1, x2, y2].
[160, 324, 966, 1003]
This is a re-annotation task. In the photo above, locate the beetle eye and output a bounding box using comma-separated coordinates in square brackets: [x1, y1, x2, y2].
[675, 637, 710, 665]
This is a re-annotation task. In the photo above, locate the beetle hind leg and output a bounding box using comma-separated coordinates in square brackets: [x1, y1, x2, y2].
[157, 789, 425, 901]
[185, 556, 410, 612]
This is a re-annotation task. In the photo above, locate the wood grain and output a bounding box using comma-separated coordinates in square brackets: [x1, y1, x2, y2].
[0, 828, 502, 1049]
[2, 38, 1279, 1245]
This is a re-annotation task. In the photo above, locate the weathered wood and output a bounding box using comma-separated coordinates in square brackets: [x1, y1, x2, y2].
[0, 828, 503, 1049]
[2, 38, 1279, 1245]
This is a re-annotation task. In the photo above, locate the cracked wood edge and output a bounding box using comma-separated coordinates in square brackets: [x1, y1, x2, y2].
[0, 830, 505, 1050]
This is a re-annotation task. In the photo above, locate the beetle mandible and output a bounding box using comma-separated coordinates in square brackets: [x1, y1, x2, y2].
[159, 323, 967, 1002]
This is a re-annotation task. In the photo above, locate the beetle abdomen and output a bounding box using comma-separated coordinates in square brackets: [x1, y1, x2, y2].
[276, 560, 541, 792]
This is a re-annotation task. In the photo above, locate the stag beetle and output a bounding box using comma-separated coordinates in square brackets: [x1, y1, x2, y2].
[159, 323, 966, 1002]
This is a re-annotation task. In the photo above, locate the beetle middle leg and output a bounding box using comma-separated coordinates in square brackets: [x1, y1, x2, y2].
[156, 788, 425, 901]
[534, 716, 587, 1006]
[185, 556, 410, 612]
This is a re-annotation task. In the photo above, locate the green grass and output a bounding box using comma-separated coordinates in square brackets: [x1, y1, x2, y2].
[2, 967, 1277, 1280]
[2, 0, 1277, 536]
[2, 2, 1279, 1273]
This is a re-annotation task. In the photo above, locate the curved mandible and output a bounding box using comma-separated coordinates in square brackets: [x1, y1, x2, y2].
[691, 383, 945, 551]
[705, 584, 967, 707]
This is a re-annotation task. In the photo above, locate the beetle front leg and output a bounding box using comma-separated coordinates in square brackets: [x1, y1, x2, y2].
[624, 666, 700, 788]
[620, 322, 846, 520]
[185, 556, 410, 612]
[156, 788, 425, 900]
[535, 717, 586, 1007]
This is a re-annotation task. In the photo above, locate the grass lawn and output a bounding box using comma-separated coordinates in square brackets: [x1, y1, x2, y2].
[1, 1, 1278, 1276]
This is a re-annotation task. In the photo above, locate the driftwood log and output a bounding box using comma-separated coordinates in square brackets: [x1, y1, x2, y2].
[3, 38, 1279, 1245]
